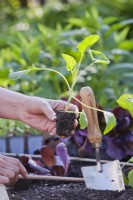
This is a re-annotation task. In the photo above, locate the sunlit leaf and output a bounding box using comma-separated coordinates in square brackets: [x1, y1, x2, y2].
[129, 157, 133, 163]
[104, 23, 126, 37]
[118, 40, 133, 50]
[117, 94, 133, 117]
[68, 50, 82, 63]
[123, 173, 129, 185]
[79, 112, 88, 129]
[77, 35, 99, 53]
[115, 27, 130, 44]
[128, 169, 133, 188]
[91, 50, 110, 64]
[62, 54, 76, 71]
[103, 111, 116, 135]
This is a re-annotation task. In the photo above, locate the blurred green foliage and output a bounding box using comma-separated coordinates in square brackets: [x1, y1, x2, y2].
[0, 0, 133, 135]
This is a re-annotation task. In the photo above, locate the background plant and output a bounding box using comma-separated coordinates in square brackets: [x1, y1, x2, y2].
[1, 0, 133, 134]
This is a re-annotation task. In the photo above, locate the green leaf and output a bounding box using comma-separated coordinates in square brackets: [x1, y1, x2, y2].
[129, 157, 133, 163]
[128, 169, 133, 188]
[117, 94, 133, 117]
[115, 27, 130, 44]
[9, 69, 31, 80]
[62, 54, 76, 71]
[9, 65, 38, 80]
[91, 50, 110, 64]
[103, 111, 116, 135]
[77, 35, 99, 53]
[118, 40, 133, 50]
[79, 112, 88, 129]
[123, 173, 129, 185]
[68, 51, 82, 63]
[0, 68, 9, 80]
[105, 63, 133, 79]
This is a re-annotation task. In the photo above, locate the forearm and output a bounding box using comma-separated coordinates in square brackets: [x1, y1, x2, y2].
[0, 87, 27, 120]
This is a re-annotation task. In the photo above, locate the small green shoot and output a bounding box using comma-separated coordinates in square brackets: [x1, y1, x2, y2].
[121, 157, 133, 188]
[79, 111, 88, 129]
[128, 169, 133, 188]
[103, 111, 117, 135]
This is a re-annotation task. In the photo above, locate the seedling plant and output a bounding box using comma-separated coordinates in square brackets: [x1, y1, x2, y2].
[10, 35, 116, 136]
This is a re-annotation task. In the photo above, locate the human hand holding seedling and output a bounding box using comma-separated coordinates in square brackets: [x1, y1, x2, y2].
[19, 96, 78, 134]
[0, 87, 78, 134]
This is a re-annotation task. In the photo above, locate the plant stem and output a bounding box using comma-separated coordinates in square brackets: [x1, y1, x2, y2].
[72, 96, 105, 114]
[73, 53, 84, 86]
[121, 160, 132, 170]
[65, 53, 84, 110]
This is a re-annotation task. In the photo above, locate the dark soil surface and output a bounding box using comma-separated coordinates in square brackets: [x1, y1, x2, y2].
[7, 180, 133, 200]
[7, 161, 133, 200]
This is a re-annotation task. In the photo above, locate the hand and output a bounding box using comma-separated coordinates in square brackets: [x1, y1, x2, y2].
[19, 96, 79, 134]
[0, 155, 28, 186]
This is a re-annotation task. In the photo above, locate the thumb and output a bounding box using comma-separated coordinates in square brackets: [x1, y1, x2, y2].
[40, 102, 56, 121]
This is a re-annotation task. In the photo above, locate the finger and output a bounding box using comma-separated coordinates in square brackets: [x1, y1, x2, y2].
[49, 132, 55, 136]
[18, 162, 28, 178]
[10, 174, 19, 186]
[40, 102, 56, 121]
[71, 130, 75, 135]
[73, 119, 78, 128]
[67, 104, 79, 117]
[2, 156, 28, 178]
[0, 158, 19, 174]
[0, 167, 15, 178]
[0, 175, 10, 185]
[0, 166, 19, 186]
[49, 127, 56, 135]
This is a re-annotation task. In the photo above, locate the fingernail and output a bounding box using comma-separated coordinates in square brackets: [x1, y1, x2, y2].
[49, 132, 55, 135]
[51, 115, 57, 121]
[25, 173, 28, 179]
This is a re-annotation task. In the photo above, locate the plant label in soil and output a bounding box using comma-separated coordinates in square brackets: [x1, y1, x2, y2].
[0, 184, 10, 200]
[81, 160, 125, 192]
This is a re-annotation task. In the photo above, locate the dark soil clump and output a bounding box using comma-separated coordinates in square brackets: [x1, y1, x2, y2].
[56, 110, 76, 136]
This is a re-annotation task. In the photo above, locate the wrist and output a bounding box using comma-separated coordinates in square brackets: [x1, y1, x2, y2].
[0, 87, 27, 120]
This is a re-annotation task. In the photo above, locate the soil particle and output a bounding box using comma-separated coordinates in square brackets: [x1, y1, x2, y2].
[7, 180, 133, 200]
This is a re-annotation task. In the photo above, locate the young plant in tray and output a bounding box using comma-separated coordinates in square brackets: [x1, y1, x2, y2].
[10, 35, 116, 136]
[116, 94, 133, 188]
[20, 141, 70, 176]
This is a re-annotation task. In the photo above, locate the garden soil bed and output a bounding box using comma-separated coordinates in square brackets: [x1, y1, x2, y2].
[6, 160, 133, 200]
[7, 180, 133, 200]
